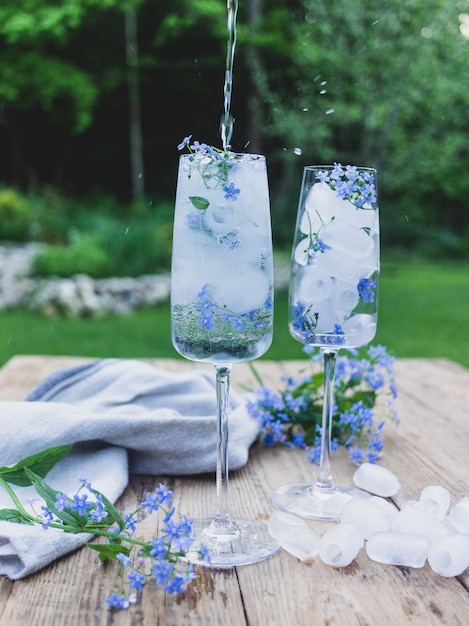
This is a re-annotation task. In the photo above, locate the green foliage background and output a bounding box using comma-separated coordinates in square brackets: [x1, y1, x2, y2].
[0, 0, 468, 257]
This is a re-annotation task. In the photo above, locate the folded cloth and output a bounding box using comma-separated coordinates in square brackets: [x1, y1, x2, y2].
[0, 358, 260, 579]
[0, 446, 128, 580]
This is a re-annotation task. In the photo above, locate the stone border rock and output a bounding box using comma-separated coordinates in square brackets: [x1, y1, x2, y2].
[1, 244, 289, 317]
[0, 243, 170, 316]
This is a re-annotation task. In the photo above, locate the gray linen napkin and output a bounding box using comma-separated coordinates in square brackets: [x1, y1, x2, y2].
[0, 358, 259, 579]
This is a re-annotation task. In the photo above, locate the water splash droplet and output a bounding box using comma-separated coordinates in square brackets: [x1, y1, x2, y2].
[294, 148, 302, 156]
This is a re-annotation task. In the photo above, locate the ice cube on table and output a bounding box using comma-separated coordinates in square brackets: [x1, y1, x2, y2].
[353, 462, 400, 497]
[369, 496, 399, 523]
[419, 485, 451, 520]
[400, 499, 419, 510]
[341, 497, 392, 539]
[268, 511, 320, 560]
[319, 522, 364, 567]
[366, 531, 428, 568]
[392, 506, 451, 541]
[447, 496, 469, 534]
[427, 533, 469, 577]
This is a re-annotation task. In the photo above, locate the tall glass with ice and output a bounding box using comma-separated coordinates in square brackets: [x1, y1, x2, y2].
[272, 164, 380, 520]
[172, 151, 274, 362]
[171, 147, 279, 566]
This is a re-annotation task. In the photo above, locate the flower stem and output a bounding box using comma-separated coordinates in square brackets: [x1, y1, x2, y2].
[0, 476, 34, 521]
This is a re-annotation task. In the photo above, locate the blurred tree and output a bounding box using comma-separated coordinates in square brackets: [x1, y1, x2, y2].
[0, 0, 467, 255]
[0, 0, 144, 196]
[0, 0, 229, 197]
[124, 4, 144, 199]
[0, 0, 100, 186]
[246, 0, 469, 247]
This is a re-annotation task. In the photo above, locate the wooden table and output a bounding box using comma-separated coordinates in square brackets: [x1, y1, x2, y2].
[0, 355, 468, 625]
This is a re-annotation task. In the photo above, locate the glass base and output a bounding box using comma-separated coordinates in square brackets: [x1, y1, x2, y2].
[185, 517, 281, 568]
[272, 481, 360, 521]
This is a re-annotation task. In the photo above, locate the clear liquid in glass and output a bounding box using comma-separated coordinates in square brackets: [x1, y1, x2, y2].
[170, 150, 278, 566]
[272, 164, 380, 521]
[171, 152, 274, 364]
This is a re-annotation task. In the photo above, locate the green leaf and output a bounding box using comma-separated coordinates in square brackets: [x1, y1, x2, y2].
[348, 390, 377, 408]
[0, 445, 73, 487]
[292, 372, 324, 397]
[303, 425, 318, 444]
[0, 508, 34, 524]
[90, 488, 125, 531]
[24, 468, 84, 530]
[189, 196, 209, 210]
[87, 542, 129, 564]
[248, 362, 264, 389]
[293, 407, 322, 425]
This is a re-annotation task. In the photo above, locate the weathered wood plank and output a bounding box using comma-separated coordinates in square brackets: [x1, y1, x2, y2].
[0, 354, 91, 400]
[236, 436, 469, 626]
[0, 356, 468, 625]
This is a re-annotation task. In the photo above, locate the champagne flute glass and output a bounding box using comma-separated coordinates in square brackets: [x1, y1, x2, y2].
[272, 164, 380, 520]
[171, 147, 280, 566]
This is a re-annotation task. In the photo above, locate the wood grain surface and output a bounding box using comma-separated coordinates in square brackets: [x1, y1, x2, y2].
[0, 355, 468, 625]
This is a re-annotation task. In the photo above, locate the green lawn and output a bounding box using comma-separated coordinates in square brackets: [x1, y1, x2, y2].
[1, 260, 468, 369]
[374, 260, 469, 367]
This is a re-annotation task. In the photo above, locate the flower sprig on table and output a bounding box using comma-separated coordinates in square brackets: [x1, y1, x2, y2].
[0, 445, 206, 609]
[247, 345, 398, 466]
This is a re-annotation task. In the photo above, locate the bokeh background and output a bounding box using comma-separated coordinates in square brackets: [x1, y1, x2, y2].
[1, 0, 468, 366]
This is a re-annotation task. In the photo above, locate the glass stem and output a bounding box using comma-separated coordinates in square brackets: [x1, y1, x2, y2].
[315, 348, 339, 491]
[212, 364, 233, 530]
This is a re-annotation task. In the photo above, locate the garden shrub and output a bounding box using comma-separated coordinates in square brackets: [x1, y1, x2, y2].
[98, 218, 173, 276]
[10, 189, 175, 278]
[28, 187, 74, 244]
[31, 210, 174, 278]
[32, 234, 112, 278]
[0, 188, 31, 241]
